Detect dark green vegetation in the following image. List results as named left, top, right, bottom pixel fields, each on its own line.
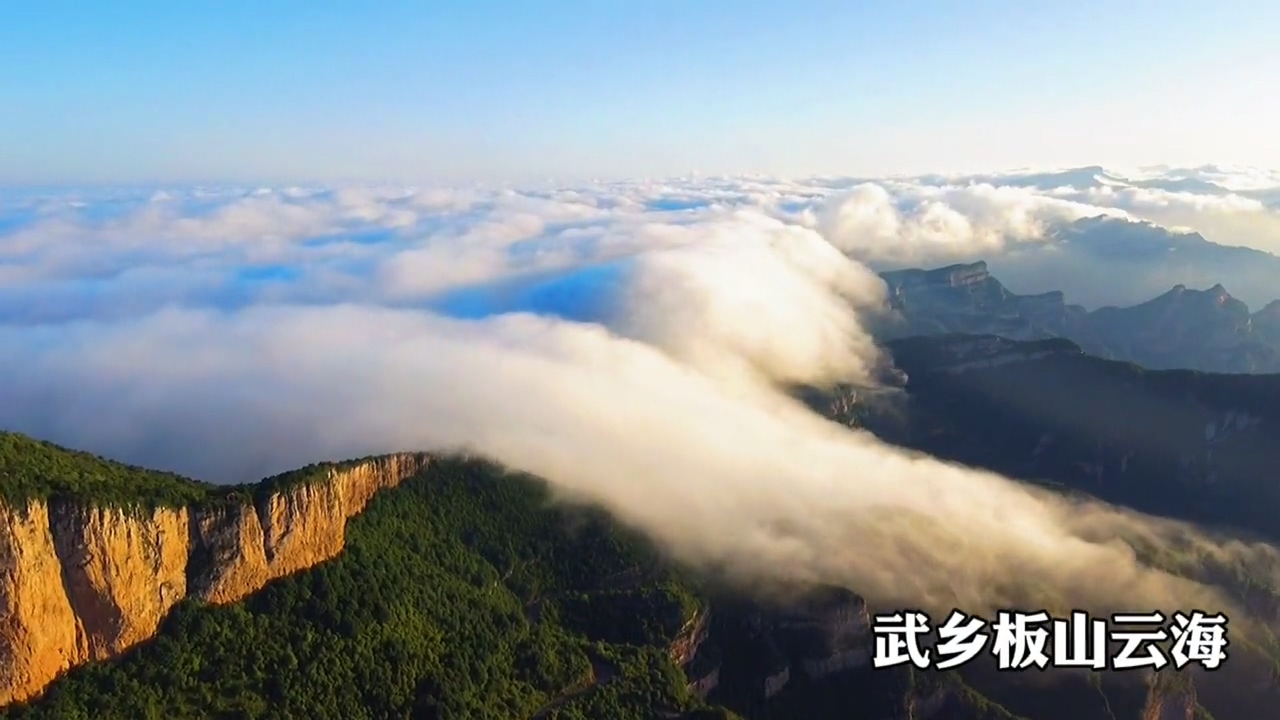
left=10, top=329, right=1280, bottom=719
left=0, top=458, right=724, bottom=720
left=0, top=432, right=214, bottom=510
left=236, top=455, right=427, bottom=506
left=878, top=334, right=1280, bottom=544
left=0, top=431, right=1121, bottom=720
left=0, top=430, right=412, bottom=512
left=825, top=335, right=1280, bottom=650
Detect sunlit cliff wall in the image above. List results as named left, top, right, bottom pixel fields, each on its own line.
left=0, top=453, right=429, bottom=707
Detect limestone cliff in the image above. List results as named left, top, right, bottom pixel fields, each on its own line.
left=188, top=499, right=270, bottom=605
left=190, top=452, right=428, bottom=603
left=49, top=502, right=190, bottom=661
left=0, top=502, right=82, bottom=710
left=0, top=452, right=430, bottom=707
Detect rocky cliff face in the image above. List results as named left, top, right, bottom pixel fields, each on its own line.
left=0, top=453, right=430, bottom=707
left=1141, top=672, right=1196, bottom=720
left=670, top=607, right=710, bottom=666
left=0, top=503, right=81, bottom=711
left=188, top=499, right=271, bottom=605
left=872, top=333, right=1280, bottom=546
left=883, top=261, right=992, bottom=292
left=1252, top=299, right=1280, bottom=347
left=877, top=261, right=1092, bottom=345
left=878, top=259, right=1280, bottom=374
left=49, top=502, right=190, bottom=662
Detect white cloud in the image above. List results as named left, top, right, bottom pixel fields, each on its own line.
left=1, top=303, right=1268, bottom=621
left=1164, top=164, right=1280, bottom=193
left=817, top=181, right=1130, bottom=267
left=800, top=166, right=1280, bottom=308
left=1071, top=184, right=1280, bottom=254
left=2, top=173, right=1280, bottom=642
left=939, top=165, right=1280, bottom=256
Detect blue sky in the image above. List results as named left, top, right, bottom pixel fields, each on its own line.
left=2, top=0, right=1278, bottom=184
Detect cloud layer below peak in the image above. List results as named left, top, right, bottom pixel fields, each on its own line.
left=6, top=163, right=1280, bottom=322
left=3, top=166, right=1280, bottom=646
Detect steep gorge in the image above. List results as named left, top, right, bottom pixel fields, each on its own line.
left=0, top=452, right=430, bottom=707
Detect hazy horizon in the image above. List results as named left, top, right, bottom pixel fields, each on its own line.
left=6, top=4, right=1280, bottom=699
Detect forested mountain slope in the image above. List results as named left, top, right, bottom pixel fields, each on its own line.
left=9, top=331, right=1280, bottom=718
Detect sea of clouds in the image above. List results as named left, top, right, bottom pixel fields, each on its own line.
left=4, top=165, right=1280, bottom=626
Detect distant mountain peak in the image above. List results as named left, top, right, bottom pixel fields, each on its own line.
left=1257, top=299, right=1280, bottom=318
left=877, top=260, right=1278, bottom=373
left=1151, top=282, right=1233, bottom=303
left=881, top=260, right=990, bottom=290
left=1059, top=215, right=1209, bottom=246
left=887, top=334, right=1083, bottom=376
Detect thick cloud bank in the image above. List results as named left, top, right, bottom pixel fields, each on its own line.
left=813, top=166, right=1280, bottom=308
left=3, top=174, right=1280, bottom=626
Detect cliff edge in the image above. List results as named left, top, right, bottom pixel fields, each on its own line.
left=0, top=436, right=429, bottom=707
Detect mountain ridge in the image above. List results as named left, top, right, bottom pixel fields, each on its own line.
left=879, top=258, right=1280, bottom=374
left=3, top=401, right=1245, bottom=719
left=0, top=435, right=1128, bottom=720
left=0, top=451, right=741, bottom=719
left=7, top=332, right=1280, bottom=718
left=0, top=436, right=430, bottom=706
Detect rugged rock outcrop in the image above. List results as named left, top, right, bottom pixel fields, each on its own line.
left=878, top=258, right=1280, bottom=374
left=771, top=586, right=871, bottom=682
left=49, top=502, right=190, bottom=661
left=685, top=639, right=723, bottom=699
left=0, top=503, right=82, bottom=710
left=686, top=662, right=721, bottom=698
left=188, top=499, right=271, bottom=605
left=883, top=261, right=993, bottom=293
left=671, top=607, right=711, bottom=666
left=0, top=453, right=430, bottom=707
left=763, top=665, right=791, bottom=699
